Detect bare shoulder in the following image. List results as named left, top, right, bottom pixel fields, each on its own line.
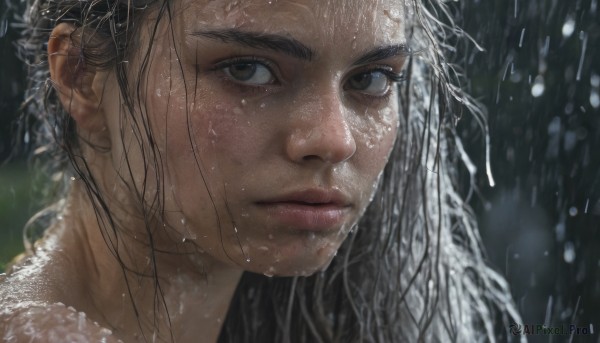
left=0, top=267, right=121, bottom=342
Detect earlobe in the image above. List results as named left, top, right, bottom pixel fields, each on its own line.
left=48, top=23, right=106, bottom=132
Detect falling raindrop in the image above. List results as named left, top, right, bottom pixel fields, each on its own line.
left=561, top=18, right=575, bottom=38
left=591, top=74, right=600, bottom=87
left=0, top=20, right=7, bottom=38
left=590, top=91, right=600, bottom=109
left=585, top=199, right=590, bottom=213
left=569, top=206, right=578, bottom=217
left=563, top=242, right=576, bottom=263
left=518, top=28, right=525, bottom=47
left=576, top=32, right=588, bottom=81
left=531, top=75, right=545, bottom=97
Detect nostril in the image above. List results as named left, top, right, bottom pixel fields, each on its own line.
left=302, top=154, right=321, bottom=161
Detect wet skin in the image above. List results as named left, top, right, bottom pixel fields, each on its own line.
left=0, top=0, right=406, bottom=341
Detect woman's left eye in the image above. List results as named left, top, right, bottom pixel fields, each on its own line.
left=346, top=70, right=401, bottom=97
left=221, top=61, right=275, bottom=85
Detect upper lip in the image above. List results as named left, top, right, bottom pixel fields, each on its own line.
left=256, top=188, right=352, bottom=207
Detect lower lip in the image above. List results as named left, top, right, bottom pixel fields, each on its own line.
left=257, top=202, right=349, bottom=232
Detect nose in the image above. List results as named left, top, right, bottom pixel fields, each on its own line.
left=285, top=94, right=357, bottom=164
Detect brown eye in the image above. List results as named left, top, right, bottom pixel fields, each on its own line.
left=347, top=71, right=390, bottom=96
left=223, top=62, right=274, bottom=85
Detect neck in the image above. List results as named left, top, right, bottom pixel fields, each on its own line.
left=60, top=182, right=243, bottom=342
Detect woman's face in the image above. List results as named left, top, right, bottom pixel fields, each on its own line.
left=101, top=0, right=406, bottom=276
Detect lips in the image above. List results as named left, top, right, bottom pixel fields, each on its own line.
left=256, top=189, right=352, bottom=231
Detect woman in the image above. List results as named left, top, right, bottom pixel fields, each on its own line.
left=1, top=0, right=520, bottom=341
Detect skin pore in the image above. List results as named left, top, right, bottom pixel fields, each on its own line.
left=1, top=0, right=407, bottom=341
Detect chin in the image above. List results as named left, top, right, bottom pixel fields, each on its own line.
left=245, top=245, right=340, bottom=277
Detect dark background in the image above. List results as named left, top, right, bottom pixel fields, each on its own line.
left=1, top=0, right=599, bottom=341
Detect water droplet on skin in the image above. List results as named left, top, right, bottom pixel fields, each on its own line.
left=241, top=99, right=247, bottom=106
left=263, top=266, right=276, bottom=277
left=156, top=88, right=161, bottom=97
left=260, top=103, right=266, bottom=108
left=246, top=258, right=251, bottom=262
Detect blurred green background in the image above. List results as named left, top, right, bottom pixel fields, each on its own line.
left=0, top=162, right=33, bottom=271
left=0, top=0, right=29, bottom=272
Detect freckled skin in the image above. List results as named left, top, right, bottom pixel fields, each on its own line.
left=1, top=0, right=406, bottom=342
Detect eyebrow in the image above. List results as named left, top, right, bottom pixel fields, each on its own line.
left=190, top=29, right=409, bottom=65
left=191, top=29, right=314, bottom=61
left=352, top=44, right=411, bottom=66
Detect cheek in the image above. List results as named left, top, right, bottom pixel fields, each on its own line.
left=353, top=106, right=399, bottom=173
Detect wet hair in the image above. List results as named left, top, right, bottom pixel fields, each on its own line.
left=16, top=0, right=521, bottom=341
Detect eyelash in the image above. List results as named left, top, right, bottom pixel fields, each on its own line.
left=210, top=56, right=280, bottom=95
left=347, top=66, right=405, bottom=101
left=210, top=56, right=405, bottom=100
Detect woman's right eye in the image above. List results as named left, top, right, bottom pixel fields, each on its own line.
left=220, top=61, right=276, bottom=86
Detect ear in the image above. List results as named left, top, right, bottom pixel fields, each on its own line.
left=48, top=23, right=107, bottom=132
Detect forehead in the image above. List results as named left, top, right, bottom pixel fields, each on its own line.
left=177, top=0, right=406, bottom=48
